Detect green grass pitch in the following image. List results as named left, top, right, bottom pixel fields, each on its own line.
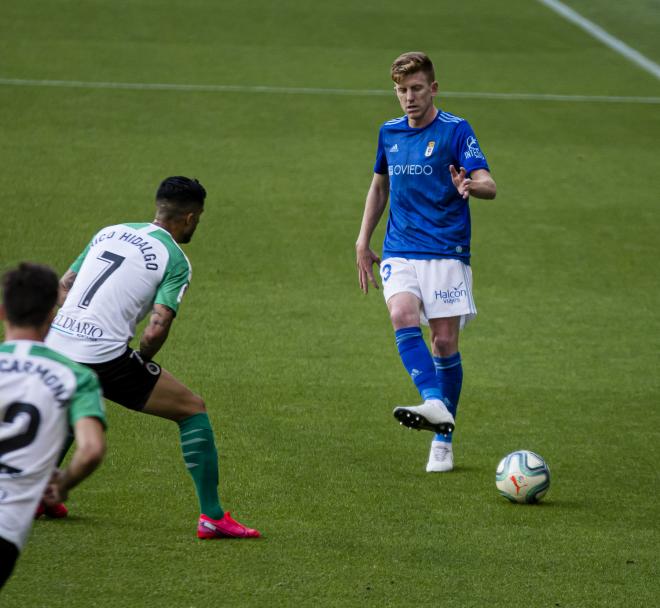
left=1, top=1, right=659, bottom=606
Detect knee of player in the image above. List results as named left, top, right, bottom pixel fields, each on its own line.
left=431, top=334, right=457, bottom=356
left=389, top=308, right=419, bottom=328
left=188, top=393, right=206, bottom=414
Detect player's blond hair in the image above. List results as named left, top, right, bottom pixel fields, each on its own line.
left=390, top=51, right=435, bottom=84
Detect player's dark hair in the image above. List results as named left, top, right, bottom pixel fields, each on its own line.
left=155, top=176, right=206, bottom=220
left=391, top=51, right=435, bottom=84
left=1, top=262, right=59, bottom=327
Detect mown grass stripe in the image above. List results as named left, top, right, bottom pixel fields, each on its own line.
left=0, top=78, right=658, bottom=104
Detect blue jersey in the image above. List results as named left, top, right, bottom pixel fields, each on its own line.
left=374, top=110, right=489, bottom=263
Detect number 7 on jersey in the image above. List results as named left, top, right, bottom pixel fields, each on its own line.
left=78, top=251, right=125, bottom=309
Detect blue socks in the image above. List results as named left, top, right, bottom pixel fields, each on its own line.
left=395, top=327, right=442, bottom=401
left=433, top=352, right=463, bottom=443
left=395, top=328, right=464, bottom=444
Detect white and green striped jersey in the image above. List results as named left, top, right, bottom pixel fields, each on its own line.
left=0, top=340, right=105, bottom=550
left=46, top=223, right=191, bottom=363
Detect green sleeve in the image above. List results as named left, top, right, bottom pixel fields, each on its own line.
left=70, top=240, right=92, bottom=273
left=154, top=256, right=191, bottom=315
left=68, top=367, right=107, bottom=429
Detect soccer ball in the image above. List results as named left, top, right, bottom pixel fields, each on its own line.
left=495, top=450, right=550, bottom=504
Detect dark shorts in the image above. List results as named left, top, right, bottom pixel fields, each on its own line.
left=0, top=536, right=19, bottom=589
left=87, top=349, right=162, bottom=411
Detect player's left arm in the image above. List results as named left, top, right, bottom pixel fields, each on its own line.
left=139, top=304, right=175, bottom=361
left=450, top=166, right=497, bottom=200
left=44, top=417, right=106, bottom=504
left=44, top=367, right=106, bottom=505
left=450, top=120, right=497, bottom=200
left=140, top=251, right=190, bottom=359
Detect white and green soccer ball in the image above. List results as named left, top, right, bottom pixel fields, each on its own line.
left=495, top=450, right=550, bottom=504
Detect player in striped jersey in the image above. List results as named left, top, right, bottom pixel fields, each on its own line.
left=0, top=263, right=106, bottom=589
left=46, top=176, right=259, bottom=539
left=356, top=52, right=497, bottom=472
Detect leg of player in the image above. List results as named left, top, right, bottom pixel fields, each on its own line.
left=0, top=537, right=19, bottom=589
left=426, top=316, right=462, bottom=472
left=387, top=292, right=455, bottom=435
left=142, top=370, right=260, bottom=538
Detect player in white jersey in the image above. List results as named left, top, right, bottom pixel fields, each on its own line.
left=0, top=263, right=106, bottom=590
left=46, top=176, right=260, bottom=539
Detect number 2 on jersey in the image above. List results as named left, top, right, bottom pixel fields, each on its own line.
left=78, top=251, right=125, bottom=309
left=0, top=402, right=41, bottom=474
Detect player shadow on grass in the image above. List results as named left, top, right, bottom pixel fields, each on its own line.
left=445, top=464, right=478, bottom=474
left=34, top=515, right=92, bottom=525
left=496, top=500, right=583, bottom=509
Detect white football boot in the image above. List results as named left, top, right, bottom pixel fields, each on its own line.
left=393, top=399, right=455, bottom=435
left=426, top=440, right=454, bottom=473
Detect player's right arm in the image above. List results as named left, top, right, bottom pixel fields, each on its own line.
left=57, top=235, right=94, bottom=306
left=356, top=172, right=389, bottom=294
left=57, top=269, right=78, bottom=306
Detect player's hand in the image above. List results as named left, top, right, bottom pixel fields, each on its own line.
left=449, top=165, right=472, bottom=200
left=356, top=245, right=381, bottom=294
left=43, top=469, right=68, bottom=505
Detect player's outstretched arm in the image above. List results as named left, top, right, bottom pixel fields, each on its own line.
left=356, top=173, right=389, bottom=294
left=58, top=269, right=78, bottom=306
left=44, top=417, right=105, bottom=505
left=139, top=303, right=175, bottom=360
left=450, top=166, right=497, bottom=200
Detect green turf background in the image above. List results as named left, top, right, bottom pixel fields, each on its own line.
left=1, top=1, right=659, bottom=606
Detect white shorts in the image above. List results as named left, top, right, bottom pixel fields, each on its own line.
left=380, top=257, right=477, bottom=328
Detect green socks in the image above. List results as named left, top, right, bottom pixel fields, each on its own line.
left=178, top=413, right=224, bottom=520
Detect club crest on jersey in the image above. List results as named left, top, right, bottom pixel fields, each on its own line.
left=424, top=141, right=435, bottom=157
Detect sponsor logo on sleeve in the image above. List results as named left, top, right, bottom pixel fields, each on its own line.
left=464, top=136, right=485, bottom=160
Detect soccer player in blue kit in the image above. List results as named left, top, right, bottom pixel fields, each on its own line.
left=356, top=52, right=496, bottom=472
